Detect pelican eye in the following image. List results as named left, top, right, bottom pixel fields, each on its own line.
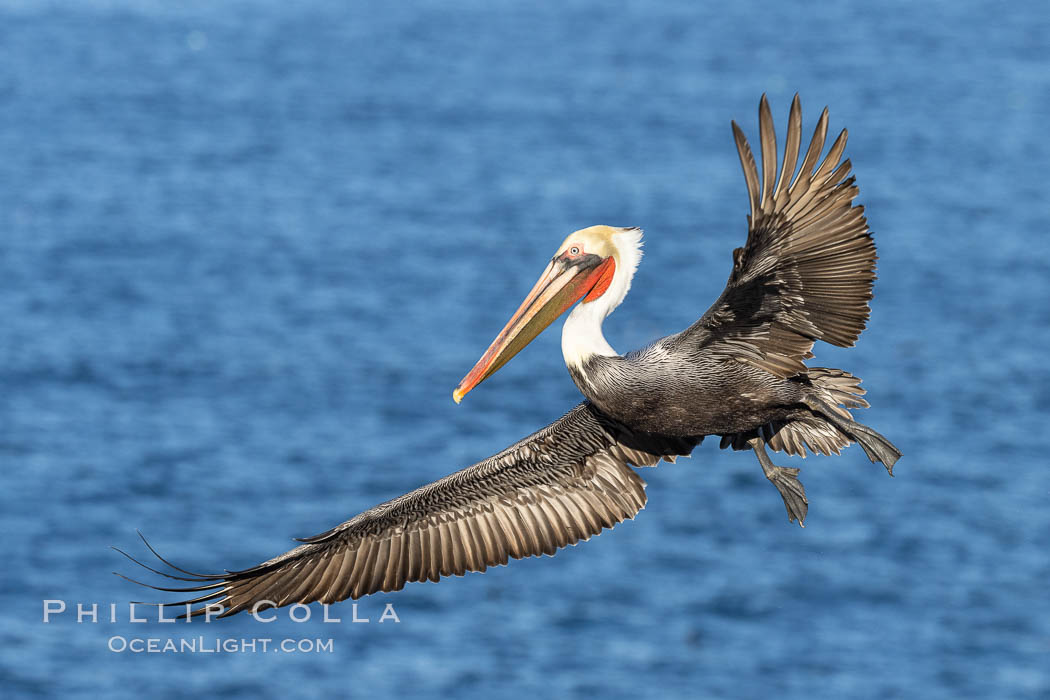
left=569, top=246, right=580, bottom=256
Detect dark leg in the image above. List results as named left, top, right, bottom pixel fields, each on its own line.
left=748, top=436, right=808, bottom=527
left=802, top=396, right=902, bottom=474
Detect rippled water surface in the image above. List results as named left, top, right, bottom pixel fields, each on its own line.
left=2, top=1, right=1048, bottom=698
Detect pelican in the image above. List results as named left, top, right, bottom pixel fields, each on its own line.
left=119, top=95, right=901, bottom=617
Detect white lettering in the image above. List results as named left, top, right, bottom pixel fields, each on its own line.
left=379, top=604, right=400, bottom=623
left=322, top=604, right=341, bottom=623
left=251, top=601, right=277, bottom=622
left=77, top=603, right=98, bottom=623
left=43, top=600, right=66, bottom=622
left=203, top=604, right=223, bottom=623
left=288, top=604, right=311, bottom=623
left=128, top=604, right=147, bottom=623
left=157, top=605, right=177, bottom=624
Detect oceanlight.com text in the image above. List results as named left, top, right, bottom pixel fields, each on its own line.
left=107, top=636, right=335, bottom=654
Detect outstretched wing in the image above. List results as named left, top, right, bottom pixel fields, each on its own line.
left=117, top=403, right=698, bottom=617
left=681, top=94, right=876, bottom=378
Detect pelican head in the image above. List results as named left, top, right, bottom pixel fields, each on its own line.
left=453, top=225, right=642, bottom=403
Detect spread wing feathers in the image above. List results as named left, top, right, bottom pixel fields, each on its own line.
left=685, top=94, right=876, bottom=378
left=719, top=368, right=870, bottom=457
left=116, top=403, right=697, bottom=618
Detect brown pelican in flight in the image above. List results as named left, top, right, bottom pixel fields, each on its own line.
left=119, top=95, right=901, bottom=617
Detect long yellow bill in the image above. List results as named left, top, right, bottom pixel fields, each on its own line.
left=453, top=255, right=615, bottom=403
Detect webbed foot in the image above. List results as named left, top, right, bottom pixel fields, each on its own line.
left=765, top=465, right=809, bottom=526
left=748, top=437, right=809, bottom=527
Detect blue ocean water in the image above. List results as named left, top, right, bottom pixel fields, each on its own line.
left=1, top=0, right=1048, bottom=697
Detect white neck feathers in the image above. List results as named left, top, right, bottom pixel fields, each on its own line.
left=561, top=228, right=643, bottom=371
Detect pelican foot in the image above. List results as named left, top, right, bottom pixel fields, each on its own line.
left=765, top=465, right=808, bottom=527
left=748, top=436, right=809, bottom=527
